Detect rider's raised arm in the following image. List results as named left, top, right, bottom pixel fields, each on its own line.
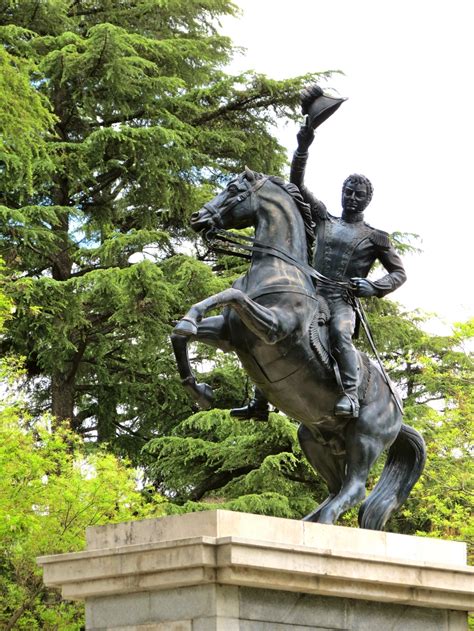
left=369, top=232, right=407, bottom=297
left=290, top=124, right=325, bottom=215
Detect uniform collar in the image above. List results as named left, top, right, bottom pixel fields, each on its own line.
left=341, top=211, right=365, bottom=223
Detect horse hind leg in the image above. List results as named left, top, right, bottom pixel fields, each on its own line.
left=297, top=425, right=345, bottom=522
left=315, top=422, right=384, bottom=525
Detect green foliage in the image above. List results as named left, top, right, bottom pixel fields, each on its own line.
left=0, top=360, right=166, bottom=629
left=0, top=0, right=326, bottom=455
left=0, top=44, right=56, bottom=196
left=144, top=408, right=326, bottom=518
left=389, top=320, right=474, bottom=552
left=0, top=257, right=14, bottom=328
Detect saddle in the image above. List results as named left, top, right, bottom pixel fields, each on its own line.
left=309, top=295, right=372, bottom=402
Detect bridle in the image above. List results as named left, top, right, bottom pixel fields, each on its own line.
left=201, top=176, right=269, bottom=229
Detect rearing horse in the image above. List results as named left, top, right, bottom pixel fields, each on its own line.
left=172, top=168, right=426, bottom=530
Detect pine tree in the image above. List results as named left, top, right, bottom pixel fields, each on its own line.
left=0, top=0, right=326, bottom=453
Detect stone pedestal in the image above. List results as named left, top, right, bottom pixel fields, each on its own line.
left=38, top=510, right=473, bottom=630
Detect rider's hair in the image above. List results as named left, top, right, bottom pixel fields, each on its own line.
left=342, top=174, right=373, bottom=204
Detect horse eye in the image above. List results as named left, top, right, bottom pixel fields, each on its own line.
left=228, top=184, right=239, bottom=194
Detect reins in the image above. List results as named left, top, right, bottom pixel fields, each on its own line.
left=204, top=225, right=351, bottom=291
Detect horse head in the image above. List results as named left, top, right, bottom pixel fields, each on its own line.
left=190, top=167, right=265, bottom=233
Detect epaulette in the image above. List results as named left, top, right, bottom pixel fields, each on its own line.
left=368, top=228, right=391, bottom=249
left=312, top=200, right=328, bottom=220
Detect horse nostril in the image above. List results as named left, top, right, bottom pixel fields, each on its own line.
left=190, top=212, right=200, bottom=221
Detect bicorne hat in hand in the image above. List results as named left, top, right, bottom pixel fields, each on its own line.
left=301, top=84, right=347, bottom=130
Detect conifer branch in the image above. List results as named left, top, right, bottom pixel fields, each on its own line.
left=88, top=109, right=146, bottom=127
left=188, top=466, right=254, bottom=501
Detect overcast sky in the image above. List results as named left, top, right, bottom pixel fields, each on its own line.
left=220, top=0, right=473, bottom=330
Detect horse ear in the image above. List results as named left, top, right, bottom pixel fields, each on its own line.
left=244, top=165, right=255, bottom=182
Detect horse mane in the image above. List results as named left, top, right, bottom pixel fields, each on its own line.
left=250, top=172, right=315, bottom=263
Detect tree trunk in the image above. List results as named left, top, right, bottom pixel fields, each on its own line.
left=51, top=211, right=72, bottom=281
left=51, top=375, right=75, bottom=427
left=97, top=387, right=117, bottom=443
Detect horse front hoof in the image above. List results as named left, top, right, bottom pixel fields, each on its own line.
left=182, top=378, right=214, bottom=409
left=302, top=510, right=321, bottom=523
left=195, top=382, right=214, bottom=409
left=303, top=510, right=334, bottom=524
left=301, top=495, right=335, bottom=523
left=173, top=317, right=198, bottom=337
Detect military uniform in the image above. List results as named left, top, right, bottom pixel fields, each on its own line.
left=290, top=150, right=406, bottom=416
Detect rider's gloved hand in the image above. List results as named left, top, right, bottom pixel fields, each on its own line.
left=296, top=120, right=315, bottom=153
left=350, top=277, right=377, bottom=297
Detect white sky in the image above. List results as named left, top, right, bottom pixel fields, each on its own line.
left=220, top=0, right=474, bottom=330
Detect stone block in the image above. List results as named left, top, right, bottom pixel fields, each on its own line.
left=98, top=624, right=191, bottom=631
left=38, top=511, right=472, bottom=630
left=86, top=511, right=466, bottom=567
left=239, top=587, right=348, bottom=628
left=192, top=616, right=241, bottom=631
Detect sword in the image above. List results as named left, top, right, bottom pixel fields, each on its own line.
left=352, top=297, right=404, bottom=416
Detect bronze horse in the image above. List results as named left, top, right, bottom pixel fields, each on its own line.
left=172, top=168, right=426, bottom=530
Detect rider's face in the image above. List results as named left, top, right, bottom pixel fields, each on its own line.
left=342, top=182, right=369, bottom=214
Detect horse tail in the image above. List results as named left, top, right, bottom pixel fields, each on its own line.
left=358, top=423, right=426, bottom=530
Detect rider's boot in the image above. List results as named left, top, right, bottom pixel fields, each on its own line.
left=230, top=388, right=269, bottom=422
left=334, top=349, right=360, bottom=418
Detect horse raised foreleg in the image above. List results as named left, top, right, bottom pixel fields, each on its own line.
left=171, top=315, right=231, bottom=409
left=174, top=288, right=292, bottom=344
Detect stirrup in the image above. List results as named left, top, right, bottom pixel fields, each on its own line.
left=334, top=393, right=359, bottom=418
left=230, top=399, right=269, bottom=422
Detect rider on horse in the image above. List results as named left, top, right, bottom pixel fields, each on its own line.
left=232, top=86, right=406, bottom=420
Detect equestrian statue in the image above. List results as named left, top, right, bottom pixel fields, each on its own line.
left=171, top=85, right=426, bottom=530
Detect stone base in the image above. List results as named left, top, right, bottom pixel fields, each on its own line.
left=37, top=510, right=473, bottom=630
left=84, top=583, right=467, bottom=631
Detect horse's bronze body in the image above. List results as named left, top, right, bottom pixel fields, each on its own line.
left=172, top=169, right=426, bottom=530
